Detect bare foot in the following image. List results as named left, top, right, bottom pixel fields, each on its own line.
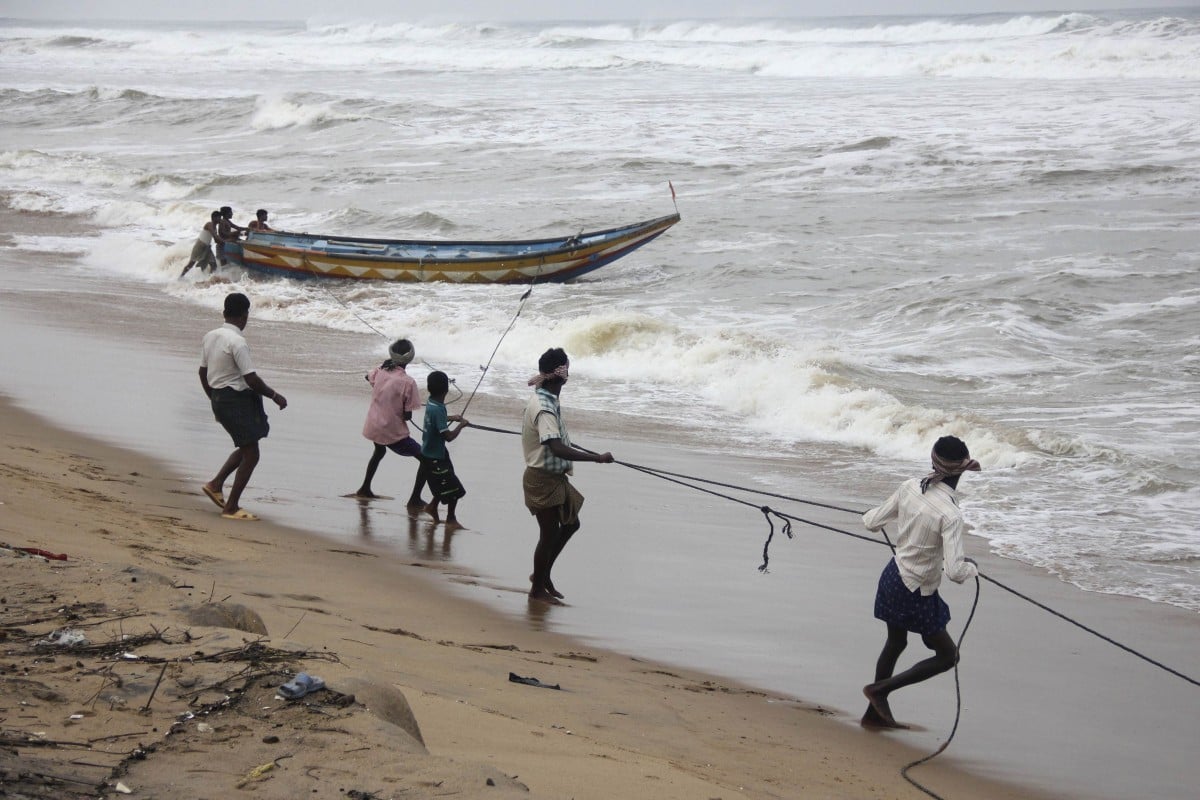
left=861, top=705, right=907, bottom=730
left=444, top=518, right=463, bottom=531
left=353, top=489, right=377, bottom=499
left=862, top=685, right=907, bottom=729
left=406, top=497, right=427, bottom=509
left=423, top=503, right=440, bottom=523
left=528, top=589, right=564, bottom=606
left=529, top=574, right=564, bottom=600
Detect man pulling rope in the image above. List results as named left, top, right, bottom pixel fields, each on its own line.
left=861, top=435, right=981, bottom=729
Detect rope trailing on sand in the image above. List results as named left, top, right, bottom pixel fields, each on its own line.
left=874, top=525, right=980, bottom=800
left=617, top=458, right=1200, bottom=800
left=900, top=577, right=981, bottom=800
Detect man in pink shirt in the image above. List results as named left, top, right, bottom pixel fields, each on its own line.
left=354, top=339, right=428, bottom=506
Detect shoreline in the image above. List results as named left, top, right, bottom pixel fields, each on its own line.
left=0, top=394, right=1040, bottom=799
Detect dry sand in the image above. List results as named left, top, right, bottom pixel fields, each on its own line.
left=0, top=395, right=1050, bottom=800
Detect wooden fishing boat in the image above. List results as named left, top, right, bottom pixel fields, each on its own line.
left=225, top=213, right=680, bottom=283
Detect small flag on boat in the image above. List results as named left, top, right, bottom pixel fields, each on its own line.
left=669, top=180, right=676, bottom=202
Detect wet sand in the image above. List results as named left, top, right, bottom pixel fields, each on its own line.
left=2, top=206, right=1199, bottom=798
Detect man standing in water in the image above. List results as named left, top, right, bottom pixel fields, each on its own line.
left=198, top=292, right=287, bottom=520
left=216, top=206, right=245, bottom=266
left=860, top=435, right=980, bottom=729
left=179, top=210, right=224, bottom=277
left=521, top=348, right=613, bottom=604
left=247, top=208, right=273, bottom=232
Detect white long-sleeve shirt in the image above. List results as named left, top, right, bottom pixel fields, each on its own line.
left=862, top=477, right=978, bottom=595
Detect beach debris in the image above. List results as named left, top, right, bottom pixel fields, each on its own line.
left=21, top=547, right=68, bottom=560
left=508, top=672, right=561, bottom=690
left=0, top=543, right=68, bottom=560
left=114, top=782, right=133, bottom=794
left=236, top=760, right=277, bottom=788
left=38, top=628, right=87, bottom=647
left=140, top=661, right=170, bottom=713
left=278, top=671, right=325, bottom=700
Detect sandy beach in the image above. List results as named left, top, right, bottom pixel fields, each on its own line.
left=0, top=395, right=1044, bottom=800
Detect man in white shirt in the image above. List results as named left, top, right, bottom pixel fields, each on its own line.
left=860, top=435, right=980, bottom=729
left=198, top=293, right=287, bottom=520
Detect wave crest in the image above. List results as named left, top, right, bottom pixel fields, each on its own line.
left=249, top=95, right=362, bottom=130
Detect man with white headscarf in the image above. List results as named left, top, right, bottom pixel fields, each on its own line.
left=354, top=339, right=428, bottom=506
left=859, top=435, right=981, bottom=729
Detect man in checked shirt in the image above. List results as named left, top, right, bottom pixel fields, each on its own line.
left=520, top=348, right=614, bottom=605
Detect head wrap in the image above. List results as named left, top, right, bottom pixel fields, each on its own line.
left=528, top=364, right=569, bottom=388
left=921, top=448, right=981, bottom=493
left=388, top=340, right=414, bottom=366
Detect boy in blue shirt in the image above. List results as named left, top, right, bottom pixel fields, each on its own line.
left=420, top=371, right=470, bottom=526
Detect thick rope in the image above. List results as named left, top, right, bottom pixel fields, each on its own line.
left=873, top=524, right=983, bottom=800
left=320, top=284, right=391, bottom=340
left=978, top=573, right=1198, bottom=688
left=468, top=420, right=1199, bottom=689
left=460, top=281, right=537, bottom=417
left=757, top=507, right=793, bottom=572
left=614, top=461, right=864, bottom=515
left=898, top=577, right=981, bottom=800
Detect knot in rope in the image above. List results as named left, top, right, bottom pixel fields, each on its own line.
left=757, top=506, right=793, bottom=573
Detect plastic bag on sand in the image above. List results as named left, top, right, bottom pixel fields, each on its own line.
left=40, top=629, right=88, bottom=647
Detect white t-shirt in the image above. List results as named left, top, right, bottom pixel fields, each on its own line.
left=201, top=322, right=254, bottom=391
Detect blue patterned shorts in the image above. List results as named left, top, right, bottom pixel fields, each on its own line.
left=873, top=558, right=951, bottom=636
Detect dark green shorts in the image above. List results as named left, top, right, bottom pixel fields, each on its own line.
left=211, top=388, right=269, bottom=448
